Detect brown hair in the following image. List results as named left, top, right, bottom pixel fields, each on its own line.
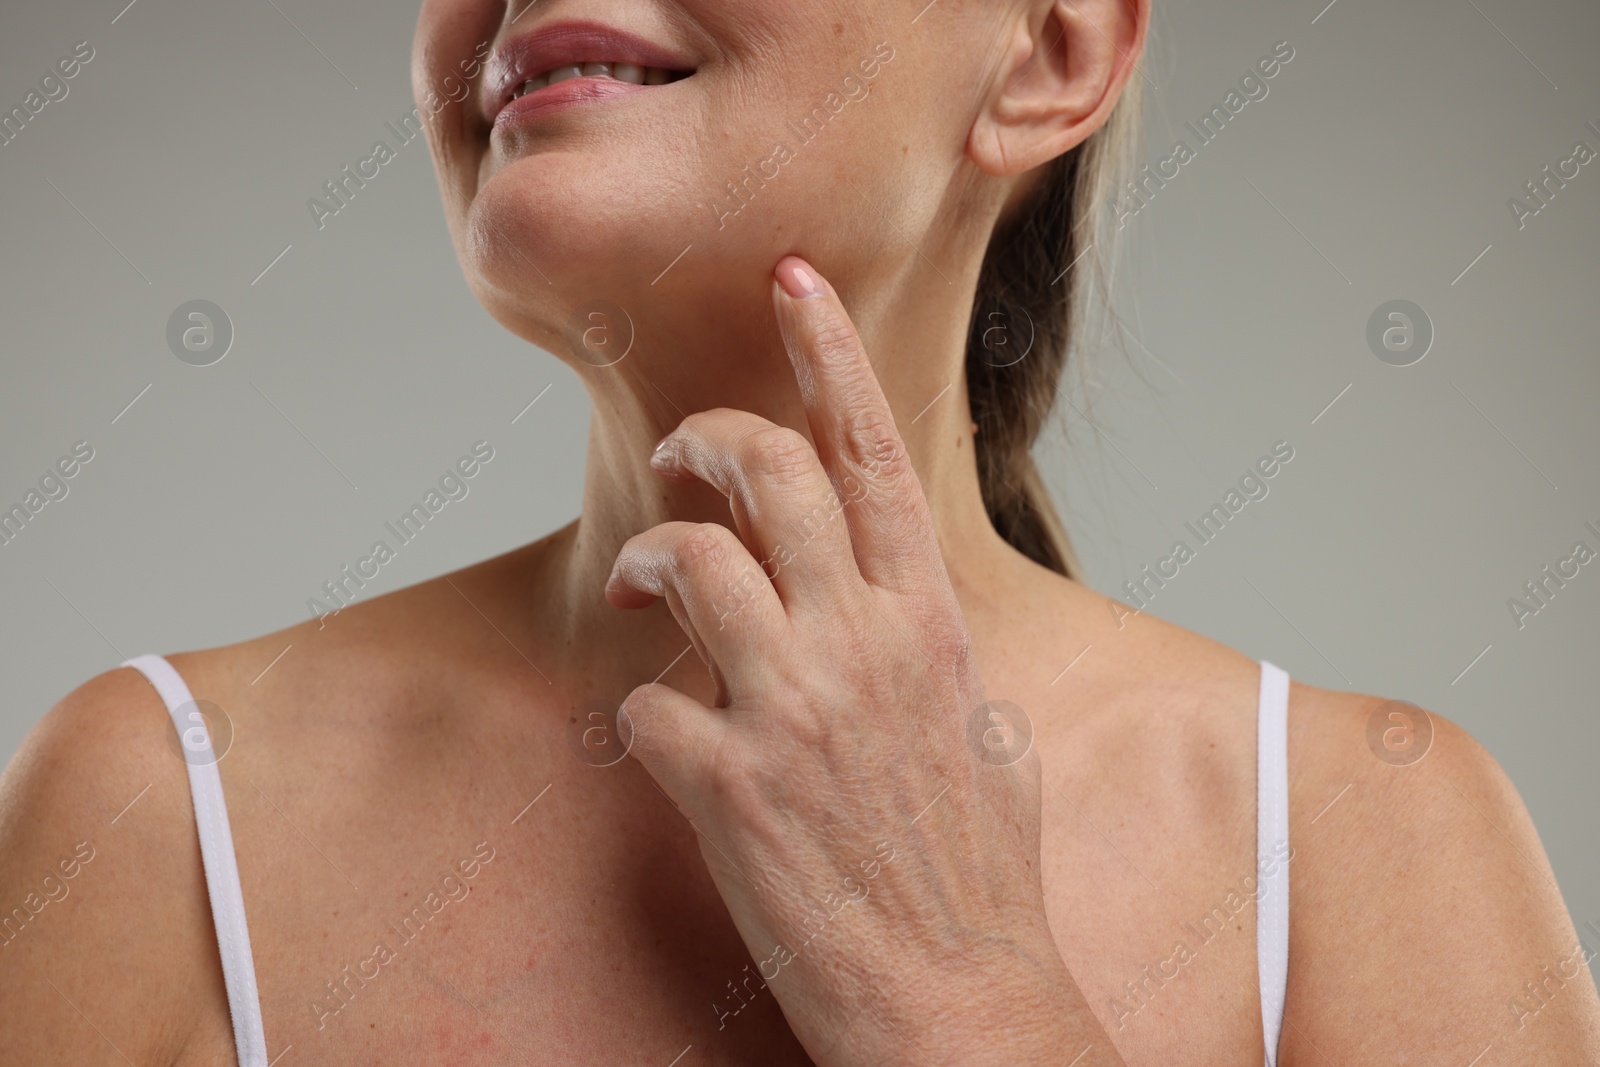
left=964, top=83, right=1143, bottom=579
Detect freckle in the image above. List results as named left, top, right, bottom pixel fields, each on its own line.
left=833, top=22, right=843, bottom=35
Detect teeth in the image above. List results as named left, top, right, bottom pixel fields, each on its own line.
left=512, top=73, right=548, bottom=98
left=511, top=64, right=685, bottom=99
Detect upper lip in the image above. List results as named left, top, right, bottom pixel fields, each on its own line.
left=485, top=19, right=694, bottom=120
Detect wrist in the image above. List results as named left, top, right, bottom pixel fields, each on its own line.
left=815, top=930, right=1089, bottom=1066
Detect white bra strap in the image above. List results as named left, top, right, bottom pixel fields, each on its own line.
left=1256, top=660, right=1291, bottom=1065
left=125, top=654, right=269, bottom=1067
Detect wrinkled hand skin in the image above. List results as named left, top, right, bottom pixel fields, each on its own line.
left=605, top=256, right=1124, bottom=1065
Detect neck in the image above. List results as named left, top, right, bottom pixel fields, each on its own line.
left=532, top=251, right=1024, bottom=689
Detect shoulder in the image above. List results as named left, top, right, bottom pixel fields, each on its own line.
left=0, top=666, right=224, bottom=1064
left=0, top=665, right=201, bottom=873
left=0, top=568, right=487, bottom=1064
left=170, top=532, right=561, bottom=709
left=1282, top=683, right=1600, bottom=1062
left=930, top=550, right=1597, bottom=1056
left=1018, top=569, right=1269, bottom=854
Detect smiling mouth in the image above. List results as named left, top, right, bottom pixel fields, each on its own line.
left=510, top=62, right=691, bottom=100
left=488, top=20, right=698, bottom=124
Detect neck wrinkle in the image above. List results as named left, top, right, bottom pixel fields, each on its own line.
left=537, top=241, right=1016, bottom=689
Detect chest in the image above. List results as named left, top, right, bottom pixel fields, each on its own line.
left=181, top=718, right=1266, bottom=1066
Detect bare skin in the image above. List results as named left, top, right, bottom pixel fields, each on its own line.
left=3, top=0, right=1598, bottom=1062
left=3, top=511, right=1596, bottom=1064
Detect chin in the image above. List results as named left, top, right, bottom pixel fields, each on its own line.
left=462, top=154, right=819, bottom=368
left=467, top=152, right=688, bottom=295
left=413, top=0, right=927, bottom=368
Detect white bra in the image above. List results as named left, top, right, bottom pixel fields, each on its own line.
left=124, top=654, right=1292, bottom=1066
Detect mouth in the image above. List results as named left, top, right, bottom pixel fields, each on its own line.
left=487, top=19, right=696, bottom=127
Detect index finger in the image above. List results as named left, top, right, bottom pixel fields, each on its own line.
left=771, top=255, right=940, bottom=590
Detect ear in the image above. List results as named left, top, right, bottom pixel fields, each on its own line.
left=967, top=0, right=1148, bottom=177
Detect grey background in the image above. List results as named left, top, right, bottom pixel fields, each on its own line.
left=2, top=0, right=1595, bottom=979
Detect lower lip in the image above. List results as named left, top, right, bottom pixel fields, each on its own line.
left=494, top=77, right=665, bottom=128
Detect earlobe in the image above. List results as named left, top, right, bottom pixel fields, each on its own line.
left=967, top=0, right=1146, bottom=178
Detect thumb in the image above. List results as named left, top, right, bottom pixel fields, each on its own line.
left=617, top=682, right=726, bottom=814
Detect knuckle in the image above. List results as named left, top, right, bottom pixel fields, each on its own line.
left=841, top=406, right=909, bottom=482
left=809, top=316, right=862, bottom=368
left=676, top=411, right=710, bottom=443
left=737, top=425, right=815, bottom=480
left=931, top=623, right=977, bottom=671
left=672, top=524, right=736, bottom=575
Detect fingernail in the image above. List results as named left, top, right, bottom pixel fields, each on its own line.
left=650, top=435, right=677, bottom=474
left=776, top=256, right=824, bottom=300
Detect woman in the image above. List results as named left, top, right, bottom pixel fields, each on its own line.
left=2, top=0, right=1596, bottom=1063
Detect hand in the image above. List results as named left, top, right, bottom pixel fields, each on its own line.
left=606, top=256, right=1122, bottom=1065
